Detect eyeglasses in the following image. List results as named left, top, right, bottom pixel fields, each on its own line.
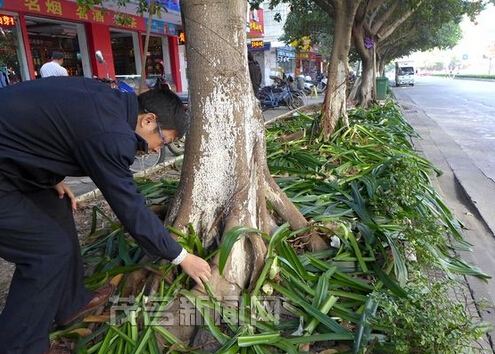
left=157, top=125, right=168, bottom=146
left=143, top=107, right=168, bottom=146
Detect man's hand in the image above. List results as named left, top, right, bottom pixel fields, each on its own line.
left=179, top=253, right=211, bottom=288
left=53, top=181, right=77, bottom=210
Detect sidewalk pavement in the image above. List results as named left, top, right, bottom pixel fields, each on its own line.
left=392, top=87, right=495, bottom=352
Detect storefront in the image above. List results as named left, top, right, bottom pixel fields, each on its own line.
left=295, top=51, right=323, bottom=79
left=0, top=0, right=183, bottom=91
left=276, top=46, right=295, bottom=78
left=26, top=16, right=88, bottom=78
left=0, top=12, right=29, bottom=86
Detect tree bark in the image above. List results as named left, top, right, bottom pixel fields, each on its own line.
left=315, top=0, right=362, bottom=137
left=352, top=2, right=374, bottom=107
left=352, top=0, right=422, bottom=106
left=163, top=0, right=327, bottom=345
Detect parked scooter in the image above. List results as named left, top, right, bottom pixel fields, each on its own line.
left=316, top=73, right=327, bottom=93
left=296, top=74, right=327, bottom=95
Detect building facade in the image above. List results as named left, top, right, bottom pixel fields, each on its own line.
left=0, top=0, right=185, bottom=91
left=250, top=2, right=293, bottom=87
left=252, top=2, right=325, bottom=86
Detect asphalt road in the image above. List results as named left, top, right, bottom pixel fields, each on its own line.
left=393, top=75, right=495, bottom=183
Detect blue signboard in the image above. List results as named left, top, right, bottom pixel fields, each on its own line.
left=277, top=47, right=295, bottom=59
left=146, top=18, right=178, bottom=36
left=0, top=0, right=4, bottom=8
left=147, top=0, right=180, bottom=13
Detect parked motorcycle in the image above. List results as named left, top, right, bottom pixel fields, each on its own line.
left=296, top=74, right=327, bottom=95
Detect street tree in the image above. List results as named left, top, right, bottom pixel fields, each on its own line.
left=270, top=0, right=491, bottom=110
left=351, top=0, right=422, bottom=106
left=176, top=0, right=492, bottom=345
left=76, top=0, right=328, bottom=343
left=259, top=0, right=364, bottom=136
left=301, top=0, right=362, bottom=136
left=174, top=0, right=325, bottom=318
left=377, top=19, right=462, bottom=75
left=351, top=0, right=486, bottom=107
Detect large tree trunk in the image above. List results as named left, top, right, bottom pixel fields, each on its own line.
left=173, top=0, right=268, bottom=294
left=352, top=31, right=374, bottom=106
left=351, top=0, right=421, bottom=106
left=164, top=0, right=327, bottom=345
left=352, top=1, right=375, bottom=107
left=315, top=0, right=362, bottom=137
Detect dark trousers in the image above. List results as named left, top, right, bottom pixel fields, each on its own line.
left=0, top=187, right=93, bottom=354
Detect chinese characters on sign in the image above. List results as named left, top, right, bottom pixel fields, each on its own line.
left=20, top=0, right=139, bottom=29
left=251, top=40, right=264, bottom=49
left=45, top=0, right=62, bottom=16
left=249, top=21, right=262, bottom=32
left=248, top=8, right=264, bottom=39
left=24, top=0, right=41, bottom=12
left=0, top=15, right=15, bottom=26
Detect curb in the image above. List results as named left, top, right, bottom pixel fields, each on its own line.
left=393, top=92, right=495, bottom=240
left=449, top=162, right=495, bottom=239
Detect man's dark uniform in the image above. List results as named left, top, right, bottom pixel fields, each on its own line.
left=0, top=77, right=182, bottom=354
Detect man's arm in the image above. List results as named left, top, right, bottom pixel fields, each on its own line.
left=75, top=133, right=210, bottom=283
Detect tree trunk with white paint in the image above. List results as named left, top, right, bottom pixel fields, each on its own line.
left=164, top=0, right=327, bottom=344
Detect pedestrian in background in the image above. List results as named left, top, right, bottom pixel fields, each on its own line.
left=40, top=51, right=68, bottom=78
left=248, top=52, right=262, bottom=93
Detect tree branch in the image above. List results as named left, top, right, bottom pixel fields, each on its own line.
left=370, top=0, right=399, bottom=37
left=377, top=0, right=421, bottom=40
left=313, top=0, right=334, bottom=16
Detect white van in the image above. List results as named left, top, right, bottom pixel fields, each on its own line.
left=395, top=61, right=415, bottom=86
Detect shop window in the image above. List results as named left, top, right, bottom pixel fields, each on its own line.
left=0, top=14, right=24, bottom=86
left=111, top=31, right=137, bottom=75
left=144, top=36, right=168, bottom=78
left=25, top=17, right=83, bottom=77
left=141, top=35, right=175, bottom=89
left=142, top=35, right=164, bottom=77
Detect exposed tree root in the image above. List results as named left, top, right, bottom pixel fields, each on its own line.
left=277, top=130, right=305, bottom=142
left=263, top=165, right=328, bottom=252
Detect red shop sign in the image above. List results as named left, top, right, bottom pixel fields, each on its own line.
left=0, top=15, right=15, bottom=27
left=1, top=0, right=144, bottom=30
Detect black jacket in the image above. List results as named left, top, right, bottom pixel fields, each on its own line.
left=248, top=59, right=262, bottom=91
left=0, top=77, right=182, bottom=261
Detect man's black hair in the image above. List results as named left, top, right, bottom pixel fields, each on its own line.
left=51, top=51, right=64, bottom=60
left=137, top=86, right=187, bottom=138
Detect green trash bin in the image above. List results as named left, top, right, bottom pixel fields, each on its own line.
left=375, top=77, right=388, bottom=100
